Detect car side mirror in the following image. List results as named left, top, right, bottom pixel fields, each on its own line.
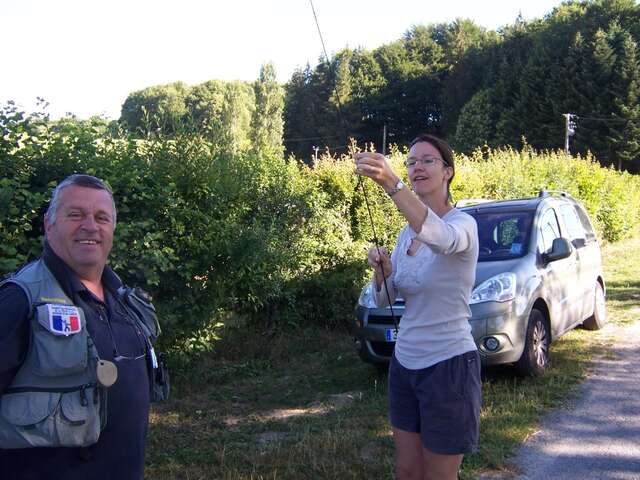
left=544, top=237, right=573, bottom=263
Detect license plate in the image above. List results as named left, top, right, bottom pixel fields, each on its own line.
left=385, top=328, right=398, bottom=342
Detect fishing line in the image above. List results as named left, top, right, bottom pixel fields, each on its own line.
left=308, top=0, right=398, bottom=333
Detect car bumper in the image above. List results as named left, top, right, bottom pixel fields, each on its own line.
left=354, top=301, right=527, bottom=366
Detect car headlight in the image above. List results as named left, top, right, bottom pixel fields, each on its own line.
left=358, top=282, right=378, bottom=308
left=470, top=272, right=516, bottom=304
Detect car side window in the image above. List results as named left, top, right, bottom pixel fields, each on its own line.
left=538, top=208, right=561, bottom=254
left=559, top=203, right=586, bottom=244
left=573, top=204, right=597, bottom=242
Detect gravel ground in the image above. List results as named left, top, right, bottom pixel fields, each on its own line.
left=477, top=320, right=640, bottom=480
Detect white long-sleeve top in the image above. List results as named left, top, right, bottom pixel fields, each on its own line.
left=373, top=207, right=479, bottom=370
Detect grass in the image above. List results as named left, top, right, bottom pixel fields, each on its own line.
left=145, top=235, right=640, bottom=479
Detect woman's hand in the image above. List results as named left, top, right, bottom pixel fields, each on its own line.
left=354, top=152, right=399, bottom=194
left=367, top=246, right=392, bottom=288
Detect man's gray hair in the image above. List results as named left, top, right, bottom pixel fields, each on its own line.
left=46, top=174, right=117, bottom=227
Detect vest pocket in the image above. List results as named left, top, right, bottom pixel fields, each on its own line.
left=58, top=386, right=101, bottom=446
left=33, top=304, right=88, bottom=377
left=0, top=387, right=102, bottom=448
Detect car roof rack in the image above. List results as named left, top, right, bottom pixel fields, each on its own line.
left=455, top=198, right=493, bottom=207
left=538, top=189, right=572, bottom=198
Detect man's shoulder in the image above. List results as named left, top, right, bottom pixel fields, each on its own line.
left=1, top=257, right=39, bottom=278
left=0, top=282, right=30, bottom=317
left=0, top=281, right=29, bottom=299
left=0, top=260, right=40, bottom=307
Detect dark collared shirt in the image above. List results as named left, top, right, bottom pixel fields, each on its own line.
left=0, top=243, right=151, bottom=480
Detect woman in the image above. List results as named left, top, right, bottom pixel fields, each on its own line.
left=355, top=134, right=480, bottom=480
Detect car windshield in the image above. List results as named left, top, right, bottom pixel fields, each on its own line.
left=468, top=210, right=534, bottom=262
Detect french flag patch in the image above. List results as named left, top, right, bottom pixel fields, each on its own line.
left=47, top=305, right=82, bottom=336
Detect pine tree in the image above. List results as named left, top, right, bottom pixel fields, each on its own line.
left=283, top=65, right=315, bottom=159
left=518, top=41, right=562, bottom=150
left=557, top=32, right=599, bottom=157
left=605, top=27, right=640, bottom=171
left=492, top=21, right=532, bottom=148
left=452, top=88, right=496, bottom=152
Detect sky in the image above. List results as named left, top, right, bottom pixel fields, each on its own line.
left=2, top=0, right=566, bottom=120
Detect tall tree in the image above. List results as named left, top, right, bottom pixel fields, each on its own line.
left=251, top=63, right=285, bottom=154
left=219, top=81, right=255, bottom=154
left=603, top=24, right=640, bottom=170
left=518, top=39, right=564, bottom=150
left=347, top=48, right=387, bottom=145
left=283, top=65, right=317, bottom=160
left=556, top=32, right=600, bottom=157
left=120, top=82, right=189, bottom=135
left=453, top=88, right=496, bottom=152
left=491, top=18, right=532, bottom=148
left=184, top=80, right=227, bottom=138
left=440, top=19, right=497, bottom=137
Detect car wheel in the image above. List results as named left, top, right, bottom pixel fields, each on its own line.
left=515, top=309, right=550, bottom=377
left=582, top=282, right=606, bottom=330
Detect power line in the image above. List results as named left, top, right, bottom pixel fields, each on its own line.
left=308, top=0, right=347, bottom=137
left=563, top=111, right=637, bottom=154
left=324, top=144, right=349, bottom=151
left=283, top=134, right=341, bottom=142
left=572, top=114, right=630, bottom=123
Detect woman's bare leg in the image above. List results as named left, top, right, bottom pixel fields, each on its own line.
left=422, top=447, right=463, bottom=480
left=393, top=428, right=424, bottom=480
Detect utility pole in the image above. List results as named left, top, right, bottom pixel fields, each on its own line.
left=563, top=113, right=576, bottom=155
left=563, top=114, right=571, bottom=155
left=382, top=124, right=387, bottom=156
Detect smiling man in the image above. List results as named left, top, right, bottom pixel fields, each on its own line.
left=0, top=174, right=168, bottom=480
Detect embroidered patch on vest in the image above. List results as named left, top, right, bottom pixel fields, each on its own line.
left=47, top=304, right=82, bottom=336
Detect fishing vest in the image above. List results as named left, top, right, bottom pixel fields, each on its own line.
left=0, top=259, right=169, bottom=449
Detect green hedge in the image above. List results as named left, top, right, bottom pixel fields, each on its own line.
left=2, top=105, right=639, bottom=346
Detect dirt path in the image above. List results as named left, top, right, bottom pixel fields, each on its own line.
left=477, top=319, right=640, bottom=480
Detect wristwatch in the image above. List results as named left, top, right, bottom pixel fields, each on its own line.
left=386, top=179, right=405, bottom=197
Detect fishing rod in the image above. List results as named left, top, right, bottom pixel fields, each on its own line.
left=308, top=0, right=398, bottom=334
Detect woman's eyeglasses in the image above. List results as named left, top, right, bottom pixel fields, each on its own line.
left=404, top=156, right=447, bottom=168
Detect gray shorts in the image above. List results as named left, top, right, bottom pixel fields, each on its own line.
left=388, top=350, right=482, bottom=455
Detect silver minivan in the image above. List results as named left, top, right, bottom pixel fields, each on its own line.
left=353, top=191, right=606, bottom=376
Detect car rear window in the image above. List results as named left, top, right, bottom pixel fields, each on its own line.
left=468, top=211, right=534, bottom=262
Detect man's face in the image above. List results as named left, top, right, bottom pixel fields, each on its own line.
left=45, top=185, right=115, bottom=278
